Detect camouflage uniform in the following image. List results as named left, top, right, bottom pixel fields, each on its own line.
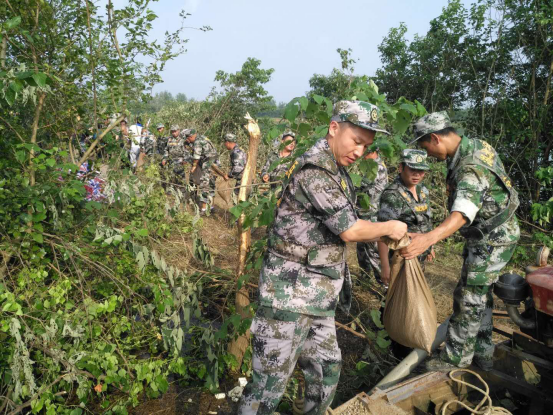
left=239, top=101, right=388, bottom=415
left=412, top=112, right=520, bottom=369
left=191, top=134, right=219, bottom=205
left=378, top=150, right=433, bottom=264
left=163, top=126, right=192, bottom=186
left=225, top=133, right=247, bottom=195
left=156, top=124, right=169, bottom=157
left=261, top=132, right=296, bottom=191
left=261, top=152, right=293, bottom=190
left=356, top=155, right=388, bottom=282
left=139, top=132, right=155, bottom=157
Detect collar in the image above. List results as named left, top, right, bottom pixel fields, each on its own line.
left=447, top=136, right=470, bottom=173
left=394, top=175, right=422, bottom=200
left=301, top=138, right=339, bottom=175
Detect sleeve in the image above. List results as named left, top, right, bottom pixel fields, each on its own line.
left=375, top=163, right=389, bottom=194
left=192, top=141, right=202, bottom=160
left=296, top=167, right=358, bottom=235
left=450, top=166, right=488, bottom=224
left=422, top=186, right=433, bottom=233
left=230, top=150, right=246, bottom=178
left=377, top=190, right=403, bottom=222
left=261, top=154, right=274, bottom=177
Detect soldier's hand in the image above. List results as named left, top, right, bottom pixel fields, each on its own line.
left=262, top=174, right=269, bottom=183
left=400, top=233, right=432, bottom=260
left=381, top=265, right=391, bottom=286
left=387, top=220, right=407, bottom=241
left=426, top=248, right=436, bottom=262
left=162, top=160, right=166, bottom=166
left=224, top=174, right=229, bottom=181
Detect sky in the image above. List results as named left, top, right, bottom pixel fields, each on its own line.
left=129, top=0, right=468, bottom=103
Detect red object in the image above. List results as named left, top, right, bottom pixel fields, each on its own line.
left=526, top=266, right=553, bottom=317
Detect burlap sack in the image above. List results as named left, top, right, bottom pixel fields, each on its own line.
left=382, top=235, right=437, bottom=353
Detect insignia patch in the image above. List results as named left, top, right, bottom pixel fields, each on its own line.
left=341, top=179, right=347, bottom=191
left=502, top=176, right=512, bottom=188
left=415, top=205, right=428, bottom=212
left=370, top=108, right=378, bottom=123
left=416, top=155, right=423, bottom=163
left=285, top=160, right=299, bottom=179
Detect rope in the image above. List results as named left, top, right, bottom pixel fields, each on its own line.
left=441, top=369, right=512, bottom=415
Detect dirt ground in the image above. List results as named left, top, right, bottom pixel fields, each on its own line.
left=133, top=180, right=524, bottom=414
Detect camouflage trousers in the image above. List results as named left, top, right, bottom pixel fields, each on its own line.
left=356, top=241, right=381, bottom=283
left=441, top=242, right=517, bottom=367
left=197, top=161, right=216, bottom=205
left=238, top=306, right=341, bottom=415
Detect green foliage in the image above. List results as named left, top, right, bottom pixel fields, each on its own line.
left=376, top=0, right=553, bottom=224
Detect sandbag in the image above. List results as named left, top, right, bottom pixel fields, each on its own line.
left=382, top=235, right=437, bottom=353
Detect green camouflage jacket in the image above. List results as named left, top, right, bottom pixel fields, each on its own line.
left=447, top=136, right=520, bottom=246
left=259, top=138, right=357, bottom=317
left=163, top=137, right=192, bottom=164
left=229, top=144, right=247, bottom=181
left=378, top=175, right=433, bottom=258
left=156, top=135, right=169, bottom=156
left=356, top=156, right=388, bottom=221
left=140, top=133, right=155, bottom=156
left=192, top=135, right=218, bottom=167
left=261, top=151, right=292, bottom=183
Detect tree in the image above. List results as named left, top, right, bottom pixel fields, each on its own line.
left=375, top=0, right=553, bottom=226
left=307, top=48, right=360, bottom=102
left=204, top=57, right=275, bottom=138
left=176, top=92, right=188, bottom=103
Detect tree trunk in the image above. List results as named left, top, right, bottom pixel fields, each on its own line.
left=228, top=114, right=261, bottom=367
left=29, top=93, right=46, bottom=186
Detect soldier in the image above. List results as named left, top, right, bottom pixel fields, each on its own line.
left=261, top=131, right=296, bottom=190
left=223, top=133, right=247, bottom=195
left=378, top=149, right=435, bottom=285
left=238, top=101, right=407, bottom=415
left=162, top=125, right=191, bottom=187
left=401, top=111, right=520, bottom=372
left=155, top=123, right=169, bottom=157
left=185, top=129, right=224, bottom=213
left=356, top=149, right=388, bottom=285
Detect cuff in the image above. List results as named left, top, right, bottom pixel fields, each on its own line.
left=450, top=199, right=479, bottom=225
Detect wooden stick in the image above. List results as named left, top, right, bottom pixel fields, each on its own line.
left=335, top=321, right=373, bottom=344
left=228, top=113, right=261, bottom=366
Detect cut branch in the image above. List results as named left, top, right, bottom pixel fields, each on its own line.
left=78, top=114, right=126, bottom=167
left=228, top=113, right=261, bottom=367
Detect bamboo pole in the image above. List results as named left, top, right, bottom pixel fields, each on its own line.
left=228, top=113, right=260, bottom=366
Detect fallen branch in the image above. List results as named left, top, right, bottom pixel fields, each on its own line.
left=335, top=321, right=373, bottom=344
left=78, top=114, right=126, bottom=167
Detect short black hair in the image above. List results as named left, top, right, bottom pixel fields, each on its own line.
left=418, top=126, right=456, bottom=143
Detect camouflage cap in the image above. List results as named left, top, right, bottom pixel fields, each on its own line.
left=401, top=149, right=430, bottom=171
left=282, top=130, right=295, bottom=139
left=183, top=128, right=197, bottom=137
left=331, top=100, right=389, bottom=135
left=224, top=133, right=237, bottom=142
left=170, top=124, right=180, bottom=131
left=156, top=123, right=165, bottom=129
left=410, top=111, right=452, bottom=144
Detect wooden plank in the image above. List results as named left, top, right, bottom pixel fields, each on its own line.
left=493, top=310, right=510, bottom=319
